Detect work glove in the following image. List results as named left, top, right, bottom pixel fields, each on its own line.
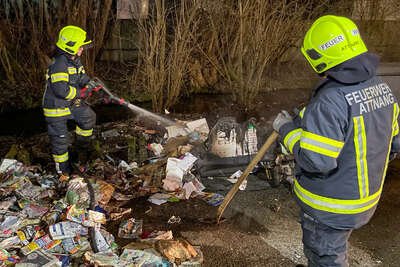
left=79, top=79, right=103, bottom=99
left=273, top=110, right=293, bottom=132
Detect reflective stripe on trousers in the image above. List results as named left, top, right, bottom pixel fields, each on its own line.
left=43, top=108, right=71, bottom=117
left=53, top=152, right=68, bottom=163
left=76, top=126, right=93, bottom=137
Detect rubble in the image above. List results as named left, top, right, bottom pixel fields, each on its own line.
left=118, top=218, right=143, bottom=239
left=118, top=248, right=168, bottom=266
left=17, top=249, right=59, bottom=267
left=227, top=170, right=247, bottom=191
left=0, top=118, right=215, bottom=266
left=0, top=116, right=290, bottom=266
left=155, top=239, right=199, bottom=264
left=1, top=156, right=206, bottom=266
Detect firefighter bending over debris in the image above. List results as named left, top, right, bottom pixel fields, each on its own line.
left=273, top=15, right=400, bottom=266
left=42, top=25, right=102, bottom=178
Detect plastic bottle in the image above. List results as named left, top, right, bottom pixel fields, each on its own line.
left=245, top=123, right=258, bottom=155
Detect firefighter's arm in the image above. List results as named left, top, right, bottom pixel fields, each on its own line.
left=279, top=101, right=347, bottom=174
left=75, top=59, right=91, bottom=88
left=49, top=61, right=77, bottom=100
left=79, top=72, right=91, bottom=88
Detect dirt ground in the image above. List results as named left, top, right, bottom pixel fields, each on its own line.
left=108, top=163, right=400, bottom=266
left=1, top=87, right=400, bottom=266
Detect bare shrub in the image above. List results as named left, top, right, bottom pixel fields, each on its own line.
left=136, top=0, right=167, bottom=111
left=194, top=0, right=325, bottom=110
left=136, top=0, right=200, bottom=112
left=0, top=0, right=113, bottom=110
left=353, top=0, right=400, bottom=60
left=354, top=0, right=399, bottom=21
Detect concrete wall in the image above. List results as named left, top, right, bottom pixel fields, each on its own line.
left=379, top=63, right=400, bottom=98
left=100, top=20, right=139, bottom=62
left=100, top=0, right=400, bottom=66
left=360, top=20, right=400, bottom=62
left=100, top=19, right=400, bottom=64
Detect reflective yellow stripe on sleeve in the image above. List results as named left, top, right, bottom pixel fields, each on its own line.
left=53, top=152, right=69, bottom=163
left=65, top=86, right=77, bottom=100
left=78, top=66, right=85, bottom=73
left=76, top=126, right=93, bottom=137
left=50, top=72, right=68, bottom=83
left=354, top=116, right=369, bottom=198
left=67, top=67, right=77, bottom=75
left=300, top=131, right=344, bottom=158
left=283, top=128, right=302, bottom=153
left=43, top=108, right=71, bottom=117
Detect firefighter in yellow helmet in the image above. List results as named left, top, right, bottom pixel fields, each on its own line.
left=273, top=15, right=400, bottom=266
left=42, top=26, right=101, bottom=177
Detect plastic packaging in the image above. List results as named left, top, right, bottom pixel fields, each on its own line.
left=16, top=225, right=38, bottom=246
left=49, top=222, right=86, bottom=240
left=0, top=216, right=22, bottom=237
left=163, top=158, right=184, bottom=191
left=83, top=251, right=119, bottom=266
left=0, top=196, right=17, bottom=210
left=0, top=235, right=21, bottom=249
left=61, top=238, right=81, bottom=254
left=93, top=229, right=111, bottom=252
left=88, top=210, right=106, bottom=225
left=22, top=204, right=49, bottom=219
left=96, top=180, right=115, bottom=206
left=119, top=249, right=169, bottom=266
left=244, top=123, right=258, bottom=155
left=0, top=159, right=22, bottom=173
left=118, top=218, right=143, bottom=239
left=21, top=235, right=61, bottom=255
left=65, top=178, right=89, bottom=208
left=17, top=249, right=60, bottom=266
left=42, top=200, right=67, bottom=226
left=201, top=193, right=225, bottom=206
left=148, top=143, right=164, bottom=156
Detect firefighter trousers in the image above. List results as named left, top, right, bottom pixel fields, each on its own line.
left=300, top=211, right=352, bottom=267
left=46, top=103, right=96, bottom=174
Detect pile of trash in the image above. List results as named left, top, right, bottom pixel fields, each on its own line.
left=0, top=116, right=291, bottom=266
left=0, top=156, right=204, bottom=266
left=89, top=118, right=226, bottom=207
left=0, top=118, right=224, bottom=266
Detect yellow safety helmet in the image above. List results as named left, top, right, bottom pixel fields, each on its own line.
left=301, top=15, right=368, bottom=73
left=56, top=25, right=92, bottom=55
